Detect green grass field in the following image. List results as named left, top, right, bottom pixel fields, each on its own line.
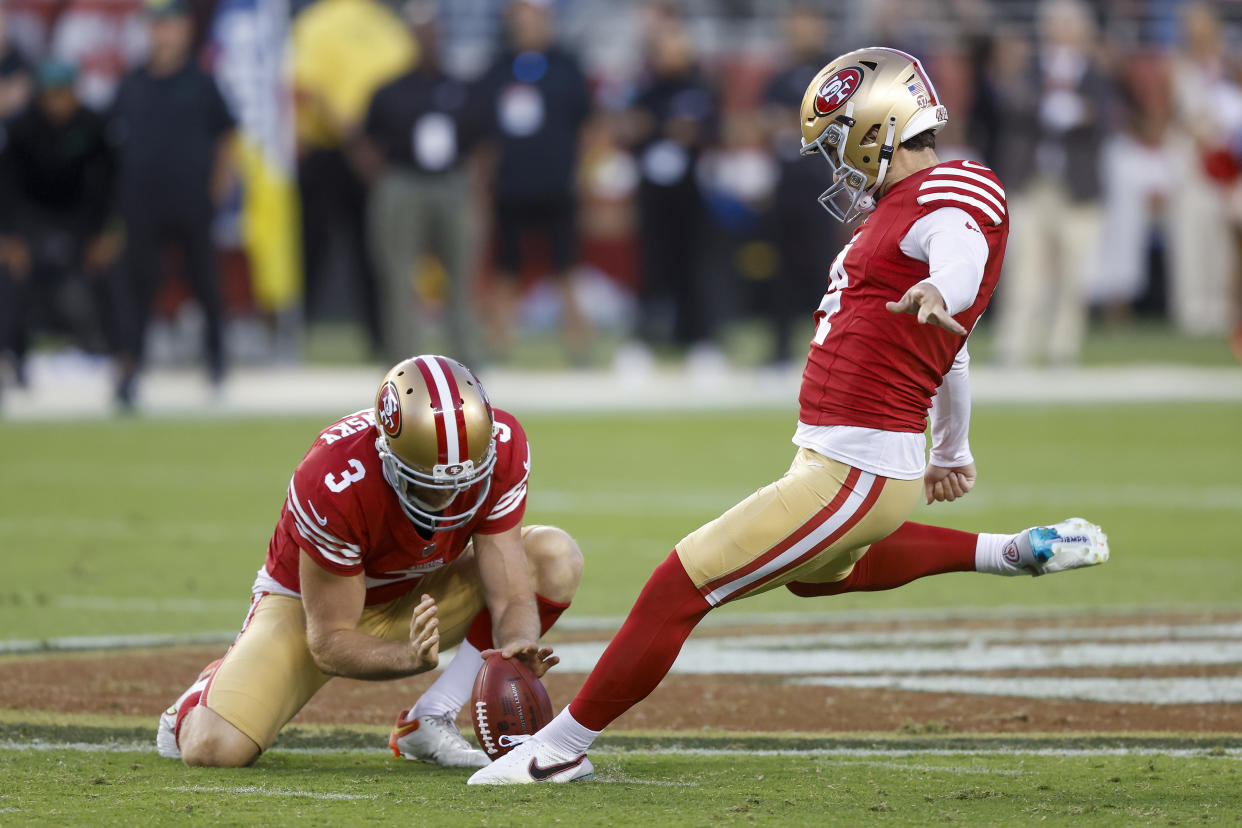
left=3, top=740, right=1240, bottom=827
left=1, top=403, right=1238, bottom=639
left=2, top=402, right=1240, bottom=824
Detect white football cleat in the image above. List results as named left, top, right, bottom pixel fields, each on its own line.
left=390, top=711, right=489, bottom=768
left=156, top=705, right=180, bottom=759
left=1013, top=517, right=1109, bottom=575
left=155, top=657, right=223, bottom=760
left=467, top=735, right=594, bottom=785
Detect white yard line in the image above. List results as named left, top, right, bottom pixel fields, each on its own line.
left=601, top=746, right=1242, bottom=760
left=4, top=363, right=1242, bottom=420
left=5, top=611, right=1239, bottom=654
left=819, top=759, right=1025, bottom=776
left=591, top=775, right=700, bottom=786
left=545, top=637, right=1242, bottom=679
left=166, top=785, right=375, bottom=801
left=795, top=675, right=1242, bottom=705
left=1, top=740, right=1238, bottom=761
left=0, top=631, right=236, bottom=654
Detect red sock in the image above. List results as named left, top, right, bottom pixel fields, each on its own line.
left=174, top=690, right=204, bottom=741
left=465, top=593, right=571, bottom=650
left=786, top=521, right=977, bottom=597
left=568, top=550, right=711, bottom=731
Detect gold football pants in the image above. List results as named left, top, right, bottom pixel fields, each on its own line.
left=202, top=532, right=520, bottom=751
left=676, top=449, right=922, bottom=605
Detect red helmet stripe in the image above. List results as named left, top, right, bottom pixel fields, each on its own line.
left=414, top=357, right=450, bottom=465
left=435, top=356, right=470, bottom=463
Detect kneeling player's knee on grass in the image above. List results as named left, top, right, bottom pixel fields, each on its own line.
left=179, top=711, right=260, bottom=768
left=181, top=733, right=259, bottom=768
left=525, top=526, right=583, bottom=603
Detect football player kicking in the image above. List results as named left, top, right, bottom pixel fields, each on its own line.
left=469, top=47, right=1110, bottom=785
left=156, top=355, right=581, bottom=768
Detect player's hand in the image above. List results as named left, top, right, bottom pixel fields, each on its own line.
left=481, top=641, right=559, bottom=679
left=407, top=594, right=440, bottom=673
left=924, top=462, right=977, bottom=505
left=886, top=283, right=968, bottom=336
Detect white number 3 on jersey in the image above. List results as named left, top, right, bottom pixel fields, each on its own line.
left=325, top=459, right=366, bottom=493
left=813, top=242, right=853, bottom=345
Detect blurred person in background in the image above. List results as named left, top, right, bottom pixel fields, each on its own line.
left=109, top=0, right=236, bottom=407
left=476, top=0, right=592, bottom=364
left=1091, top=58, right=1174, bottom=323
left=0, top=4, right=31, bottom=123
left=0, top=60, right=118, bottom=388
left=965, top=23, right=1027, bottom=173
left=46, top=0, right=148, bottom=112
left=292, top=0, right=415, bottom=359
left=614, top=9, right=719, bottom=376
left=759, top=5, right=840, bottom=368
left=358, top=2, right=483, bottom=368
left=1168, top=2, right=1242, bottom=339
left=993, top=0, right=1108, bottom=367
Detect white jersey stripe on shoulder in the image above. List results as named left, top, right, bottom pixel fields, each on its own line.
left=916, top=193, right=1002, bottom=226
left=292, top=522, right=361, bottom=567
left=486, top=460, right=531, bottom=520
left=287, top=478, right=361, bottom=556
left=287, top=478, right=356, bottom=551
left=289, top=505, right=358, bottom=559
left=929, top=166, right=1005, bottom=199
left=487, top=483, right=528, bottom=521
left=704, top=472, right=878, bottom=606
left=919, top=179, right=1005, bottom=213
left=418, top=356, right=460, bottom=465
left=285, top=497, right=359, bottom=566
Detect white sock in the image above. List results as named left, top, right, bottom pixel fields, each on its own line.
left=409, top=640, right=484, bottom=722
left=536, top=708, right=602, bottom=758
left=975, top=531, right=1028, bottom=576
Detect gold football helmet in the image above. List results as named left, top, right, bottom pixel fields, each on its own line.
left=374, top=355, right=497, bottom=531
left=799, top=47, right=949, bottom=222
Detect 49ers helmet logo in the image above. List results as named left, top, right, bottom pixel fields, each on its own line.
left=814, top=67, right=863, bottom=116
left=378, top=381, right=402, bottom=437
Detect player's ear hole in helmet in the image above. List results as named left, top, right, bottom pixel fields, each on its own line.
left=373, top=355, right=498, bottom=533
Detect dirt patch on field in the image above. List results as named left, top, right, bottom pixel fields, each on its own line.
left=4, top=611, right=1241, bottom=737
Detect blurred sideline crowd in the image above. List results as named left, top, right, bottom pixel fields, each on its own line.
left=1, top=0, right=1241, bottom=409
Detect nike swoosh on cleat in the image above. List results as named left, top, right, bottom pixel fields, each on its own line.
left=528, top=756, right=586, bottom=781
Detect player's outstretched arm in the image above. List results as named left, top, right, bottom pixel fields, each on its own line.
left=886, top=282, right=968, bottom=335
left=474, top=527, right=558, bottom=678
left=299, top=551, right=440, bottom=679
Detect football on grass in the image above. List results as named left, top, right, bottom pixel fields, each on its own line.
left=470, top=652, right=554, bottom=759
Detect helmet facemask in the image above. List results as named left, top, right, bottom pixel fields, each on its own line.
left=376, top=433, right=497, bottom=532
left=801, top=105, right=898, bottom=223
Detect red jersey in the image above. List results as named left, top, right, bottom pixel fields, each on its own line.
left=263, top=407, right=531, bottom=606
left=799, top=160, right=1008, bottom=432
